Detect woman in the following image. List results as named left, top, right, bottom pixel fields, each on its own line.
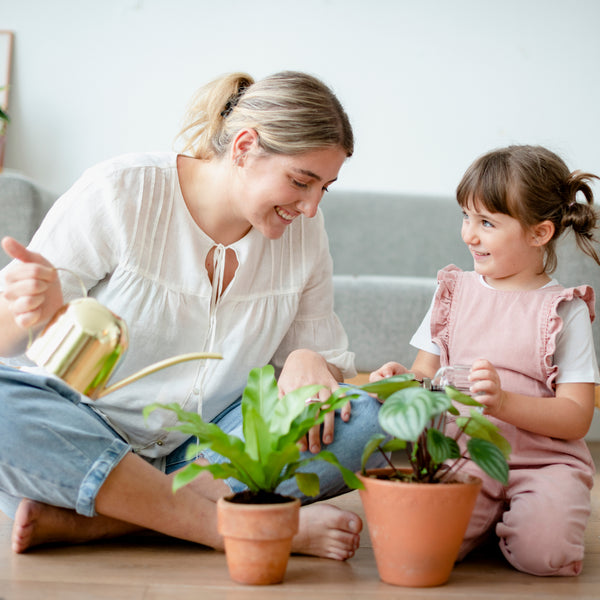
left=0, top=71, right=384, bottom=560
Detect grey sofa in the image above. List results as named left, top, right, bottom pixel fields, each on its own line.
left=2, top=173, right=599, bottom=372
left=2, top=173, right=599, bottom=438
left=0, top=172, right=56, bottom=269
left=2, top=173, right=599, bottom=373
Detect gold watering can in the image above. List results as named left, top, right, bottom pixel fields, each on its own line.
left=26, top=292, right=221, bottom=400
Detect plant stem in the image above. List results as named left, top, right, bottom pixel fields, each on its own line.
left=378, top=445, right=402, bottom=477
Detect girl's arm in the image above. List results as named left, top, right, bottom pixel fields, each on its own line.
left=470, top=359, right=595, bottom=440
left=369, top=350, right=441, bottom=383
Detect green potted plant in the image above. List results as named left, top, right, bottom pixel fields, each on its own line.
left=355, top=373, right=511, bottom=588
left=144, top=364, right=363, bottom=585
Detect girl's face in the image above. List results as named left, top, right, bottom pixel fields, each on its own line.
left=461, top=201, right=549, bottom=290
left=233, top=142, right=347, bottom=240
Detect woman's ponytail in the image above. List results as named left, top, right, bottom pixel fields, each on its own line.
left=176, top=71, right=353, bottom=161
left=177, top=73, right=254, bottom=159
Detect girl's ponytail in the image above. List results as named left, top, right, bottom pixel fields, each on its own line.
left=562, top=171, right=600, bottom=266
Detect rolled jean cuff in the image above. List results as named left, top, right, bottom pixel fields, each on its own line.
left=76, top=439, right=131, bottom=517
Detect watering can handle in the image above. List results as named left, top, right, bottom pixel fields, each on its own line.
left=96, top=352, right=223, bottom=398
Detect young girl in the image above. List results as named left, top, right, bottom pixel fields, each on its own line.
left=0, top=71, right=385, bottom=560
left=371, top=144, right=599, bottom=576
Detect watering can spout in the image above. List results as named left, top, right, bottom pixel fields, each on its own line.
left=26, top=297, right=221, bottom=399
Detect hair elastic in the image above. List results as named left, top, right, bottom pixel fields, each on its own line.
left=220, top=85, right=249, bottom=118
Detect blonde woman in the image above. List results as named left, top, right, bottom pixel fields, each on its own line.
left=0, top=72, right=384, bottom=560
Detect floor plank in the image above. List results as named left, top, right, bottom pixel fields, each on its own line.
left=1, top=444, right=599, bottom=599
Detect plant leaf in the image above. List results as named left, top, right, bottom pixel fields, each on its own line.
left=261, top=443, right=302, bottom=491
left=358, top=373, right=420, bottom=399
left=309, top=450, right=364, bottom=490
left=184, top=441, right=211, bottom=460
left=145, top=402, right=263, bottom=491
left=294, top=472, right=320, bottom=496
left=467, top=438, right=509, bottom=485
left=427, top=428, right=460, bottom=464
left=270, top=383, right=324, bottom=438
left=381, top=438, right=407, bottom=452
left=456, top=410, right=512, bottom=459
left=445, top=385, right=484, bottom=406
left=242, top=366, right=280, bottom=459
left=172, top=462, right=242, bottom=493
left=378, top=387, right=451, bottom=441
left=360, top=433, right=387, bottom=473
left=241, top=403, right=272, bottom=462
left=242, top=365, right=279, bottom=419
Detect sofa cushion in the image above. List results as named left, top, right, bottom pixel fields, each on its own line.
left=0, top=173, right=56, bottom=269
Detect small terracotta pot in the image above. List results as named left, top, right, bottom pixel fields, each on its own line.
left=358, top=468, right=481, bottom=587
left=217, top=495, right=300, bottom=585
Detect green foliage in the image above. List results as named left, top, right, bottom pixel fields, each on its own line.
left=144, top=365, right=364, bottom=498
left=360, top=376, right=511, bottom=485
left=0, top=86, right=9, bottom=132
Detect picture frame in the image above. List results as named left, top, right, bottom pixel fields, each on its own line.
left=0, top=30, right=14, bottom=113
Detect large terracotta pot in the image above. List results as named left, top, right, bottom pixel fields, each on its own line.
left=217, top=495, right=300, bottom=585
left=358, top=468, right=481, bottom=587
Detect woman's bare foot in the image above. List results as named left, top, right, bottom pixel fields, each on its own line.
left=292, top=503, right=362, bottom=561
left=12, top=497, right=362, bottom=561
left=11, top=499, right=139, bottom=553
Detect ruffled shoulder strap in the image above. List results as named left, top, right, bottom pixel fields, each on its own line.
left=543, top=284, right=595, bottom=391
left=431, top=265, right=465, bottom=365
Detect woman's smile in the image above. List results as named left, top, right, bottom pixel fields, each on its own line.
left=274, top=205, right=296, bottom=222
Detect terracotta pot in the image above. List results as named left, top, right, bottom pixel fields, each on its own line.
left=217, top=495, right=300, bottom=585
left=358, top=468, right=481, bottom=587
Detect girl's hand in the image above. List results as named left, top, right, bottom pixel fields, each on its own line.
left=469, top=358, right=506, bottom=415
left=278, top=348, right=347, bottom=454
left=1, top=237, right=63, bottom=330
left=369, top=361, right=408, bottom=382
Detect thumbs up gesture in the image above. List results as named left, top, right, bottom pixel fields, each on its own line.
left=1, top=237, right=64, bottom=330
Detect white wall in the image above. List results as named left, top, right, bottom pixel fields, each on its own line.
left=1, top=0, right=599, bottom=197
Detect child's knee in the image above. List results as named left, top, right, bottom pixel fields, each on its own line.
left=500, top=536, right=583, bottom=576
left=498, top=519, right=585, bottom=576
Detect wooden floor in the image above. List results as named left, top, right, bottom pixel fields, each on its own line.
left=1, top=444, right=599, bottom=600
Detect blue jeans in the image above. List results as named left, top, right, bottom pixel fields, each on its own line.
left=0, top=365, right=386, bottom=518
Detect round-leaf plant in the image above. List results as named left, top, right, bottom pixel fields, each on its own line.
left=358, top=374, right=511, bottom=485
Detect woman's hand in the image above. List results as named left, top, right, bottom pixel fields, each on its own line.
left=1, top=237, right=63, bottom=331
left=469, top=358, right=506, bottom=415
left=369, top=361, right=408, bottom=382
left=278, top=348, right=347, bottom=454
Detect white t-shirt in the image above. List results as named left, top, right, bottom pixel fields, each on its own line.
left=410, top=275, right=600, bottom=384
left=0, top=153, right=355, bottom=460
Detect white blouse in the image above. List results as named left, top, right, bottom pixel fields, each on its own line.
left=1, top=153, right=355, bottom=462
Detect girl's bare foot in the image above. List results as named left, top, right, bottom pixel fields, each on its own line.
left=11, top=498, right=138, bottom=553
left=293, top=503, right=362, bottom=561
